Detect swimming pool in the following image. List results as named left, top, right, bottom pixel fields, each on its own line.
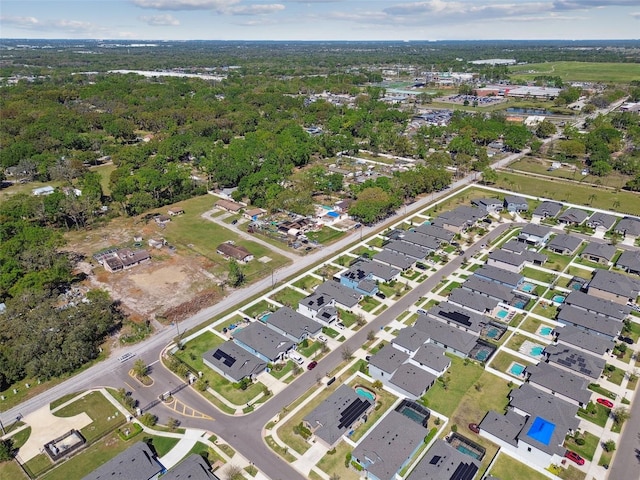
left=486, top=327, right=500, bottom=339
left=530, top=346, right=544, bottom=357
left=355, top=387, right=376, bottom=402
left=509, top=363, right=525, bottom=376
left=514, top=300, right=527, bottom=309
left=423, top=221, right=431, bottom=225
left=521, top=283, right=535, bottom=293
left=552, top=295, right=566, bottom=303
left=496, top=309, right=509, bottom=319
left=539, top=326, right=553, bottom=336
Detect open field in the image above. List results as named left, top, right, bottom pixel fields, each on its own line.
left=55, top=391, right=124, bottom=442
left=493, top=172, right=640, bottom=216
left=509, top=61, right=640, bottom=83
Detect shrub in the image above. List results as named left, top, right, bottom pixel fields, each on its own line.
left=139, top=412, right=157, bottom=427
left=344, top=452, right=352, bottom=468
left=351, top=460, right=363, bottom=471
left=575, top=437, right=586, bottom=446
left=451, top=424, right=458, bottom=433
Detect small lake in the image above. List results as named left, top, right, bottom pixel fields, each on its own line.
left=506, top=107, right=553, bottom=115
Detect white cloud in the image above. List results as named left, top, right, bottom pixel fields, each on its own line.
left=226, top=4, right=285, bottom=15
left=631, top=11, right=640, bottom=19
left=132, top=0, right=239, bottom=10
left=553, top=0, right=640, bottom=10
left=0, top=15, right=100, bottom=34
left=139, top=13, right=181, bottom=25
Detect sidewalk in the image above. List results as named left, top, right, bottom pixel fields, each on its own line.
left=158, top=428, right=208, bottom=470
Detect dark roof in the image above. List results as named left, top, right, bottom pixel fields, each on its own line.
left=82, top=442, right=163, bottom=480
left=589, top=269, right=640, bottom=299
left=161, top=454, right=220, bottom=480
left=344, top=259, right=400, bottom=282
left=389, top=363, right=436, bottom=397
left=504, top=195, right=528, bottom=206
left=557, top=304, right=622, bottom=337
left=558, top=208, right=589, bottom=224
left=555, top=324, right=615, bottom=355
left=532, top=201, right=562, bottom=218
left=616, top=250, right=640, bottom=273
left=304, top=384, right=372, bottom=446
left=616, top=216, right=640, bottom=236
left=427, top=301, right=487, bottom=334
left=414, top=315, right=479, bottom=355
left=544, top=344, right=605, bottom=379
left=216, top=243, right=251, bottom=260
left=392, top=327, right=430, bottom=353
left=472, top=197, right=502, bottom=209
left=411, top=343, right=451, bottom=373
left=581, top=242, right=617, bottom=262
left=479, top=410, right=525, bottom=448
left=369, top=345, right=409, bottom=374
left=510, top=383, right=579, bottom=432
left=519, top=223, right=552, bottom=239
left=564, top=290, right=630, bottom=320
left=233, top=322, right=294, bottom=361
left=547, top=234, right=582, bottom=253
left=315, top=280, right=361, bottom=308
left=448, top=288, right=499, bottom=313
left=373, top=250, right=415, bottom=270
left=526, top=362, right=592, bottom=405
left=203, top=341, right=267, bottom=382
left=384, top=240, right=429, bottom=260
left=401, top=231, right=442, bottom=250
left=265, top=306, right=322, bottom=340
left=462, top=275, right=515, bottom=303
left=406, top=439, right=480, bottom=480
left=587, top=212, right=617, bottom=230
left=413, top=224, right=455, bottom=243
left=475, top=265, right=523, bottom=286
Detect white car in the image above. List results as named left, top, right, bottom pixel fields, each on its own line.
left=317, top=334, right=328, bottom=343
left=288, top=352, right=304, bottom=365
left=336, top=322, right=346, bottom=330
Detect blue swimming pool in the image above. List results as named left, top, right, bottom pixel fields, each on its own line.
left=514, top=300, right=527, bottom=309
left=355, top=387, right=375, bottom=402
left=509, top=363, right=525, bottom=376
left=496, top=309, right=509, bottom=319
left=530, top=346, right=544, bottom=357
left=553, top=295, right=565, bottom=303
left=521, top=283, right=535, bottom=293
left=540, top=326, right=553, bottom=336
left=423, top=221, right=431, bottom=225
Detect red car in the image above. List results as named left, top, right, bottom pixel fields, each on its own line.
left=565, top=450, right=585, bottom=466
left=307, top=361, right=318, bottom=370
left=468, top=423, right=480, bottom=434
left=597, top=398, right=614, bottom=409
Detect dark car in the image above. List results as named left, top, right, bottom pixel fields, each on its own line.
left=565, top=451, right=585, bottom=466
left=620, top=336, right=634, bottom=345
left=307, top=361, right=317, bottom=370
left=375, top=291, right=386, bottom=300
left=231, top=219, right=238, bottom=225
left=415, top=263, right=427, bottom=270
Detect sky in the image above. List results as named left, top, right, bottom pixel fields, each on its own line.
left=1, top=0, right=639, bottom=41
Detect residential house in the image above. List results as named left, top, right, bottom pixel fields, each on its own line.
left=558, top=208, right=589, bottom=226
left=263, top=306, right=322, bottom=343
left=406, top=439, right=480, bottom=480
left=340, top=260, right=400, bottom=296
left=616, top=250, right=640, bottom=276
left=203, top=341, right=266, bottom=383
left=563, top=290, right=630, bottom=321
left=372, top=249, right=415, bottom=271
left=462, top=276, right=515, bottom=304
left=384, top=240, right=429, bottom=261
left=388, top=363, right=436, bottom=400
left=615, top=216, right=640, bottom=239
left=408, top=343, right=451, bottom=377
left=82, top=441, right=164, bottom=480
left=102, top=249, right=151, bottom=273
left=432, top=205, right=484, bottom=234
left=215, top=198, right=243, bottom=213
left=500, top=240, right=547, bottom=266
left=517, top=224, right=552, bottom=246
left=401, top=231, right=441, bottom=251
left=532, top=201, right=562, bottom=219
left=588, top=269, right=640, bottom=304
left=297, top=292, right=338, bottom=326
left=524, top=362, right=591, bottom=407
left=413, top=224, right=455, bottom=244
left=161, top=454, right=220, bottom=480
left=487, top=248, right=546, bottom=273
left=504, top=195, right=529, bottom=213
left=472, top=197, right=503, bottom=214
left=392, top=327, right=430, bottom=356
left=448, top=288, right=499, bottom=315
left=414, top=315, right=479, bottom=358
left=542, top=344, right=605, bottom=380
left=546, top=234, right=582, bottom=256
left=232, top=322, right=295, bottom=363
left=167, top=208, right=184, bottom=216
left=557, top=305, right=622, bottom=340
left=368, top=346, right=409, bottom=382
left=586, top=212, right=617, bottom=232
left=426, top=301, right=487, bottom=335
left=334, top=199, right=352, bottom=213
left=32, top=186, right=55, bottom=196
left=303, top=384, right=374, bottom=449
left=555, top=324, right=615, bottom=356
left=351, top=410, right=428, bottom=480
left=154, top=214, right=171, bottom=225
left=243, top=207, right=266, bottom=221
left=475, top=265, right=524, bottom=289
left=580, top=242, right=617, bottom=265
left=216, top=243, right=254, bottom=263
left=314, top=280, right=362, bottom=310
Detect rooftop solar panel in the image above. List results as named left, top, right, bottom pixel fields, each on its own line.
left=438, top=309, right=472, bottom=327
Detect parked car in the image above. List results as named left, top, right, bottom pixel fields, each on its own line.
left=620, top=336, right=634, bottom=345
left=468, top=423, right=480, bottom=434
left=336, top=322, right=346, bottom=330
left=317, top=334, right=328, bottom=343
left=415, top=262, right=427, bottom=270
left=375, top=291, right=386, bottom=300
left=231, top=219, right=238, bottom=225
left=597, top=398, right=614, bottom=409
left=417, top=309, right=427, bottom=316
left=564, top=450, right=585, bottom=466
left=307, top=361, right=317, bottom=370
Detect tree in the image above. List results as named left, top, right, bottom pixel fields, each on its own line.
left=481, top=167, right=498, bottom=185
left=167, top=417, right=180, bottom=431
left=0, top=439, right=13, bottom=462
left=536, top=120, right=556, bottom=138
left=372, top=380, right=383, bottom=390
left=133, top=359, right=148, bottom=379
left=612, top=407, right=630, bottom=426
left=227, top=259, right=245, bottom=287
left=224, top=464, right=244, bottom=480
left=139, top=412, right=157, bottom=427
left=603, top=440, right=616, bottom=453
left=341, top=346, right=353, bottom=361
left=367, top=330, right=376, bottom=341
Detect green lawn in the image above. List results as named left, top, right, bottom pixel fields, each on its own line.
left=564, top=431, right=599, bottom=461
left=306, top=227, right=345, bottom=245
left=540, top=249, right=573, bottom=272
left=214, top=314, right=247, bottom=333
left=269, top=360, right=295, bottom=380
left=519, top=316, right=553, bottom=335
left=292, top=275, right=322, bottom=292
left=270, top=287, right=306, bottom=308
left=9, top=426, right=31, bottom=449
left=0, top=460, right=26, bottom=480
left=522, top=267, right=556, bottom=284
left=588, top=383, right=617, bottom=399
left=54, top=391, right=125, bottom=442
left=489, top=453, right=548, bottom=480
left=493, top=172, right=640, bottom=217
left=603, top=365, right=625, bottom=386
left=566, top=265, right=594, bottom=279
left=491, top=351, right=532, bottom=376
left=360, top=296, right=381, bottom=313
left=509, top=61, right=640, bottom=83
left=578, top=401, right=611, bottom=428
left=242, top=300, right=275, bottom=319
left=322, top=326, right=340, bottom=339
left=315, top=441, right=359, bottom=480
left=532, top=302, right=559, bottom=320
left=92, top=163, right=117, bottom=196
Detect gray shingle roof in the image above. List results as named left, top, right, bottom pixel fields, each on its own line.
left=510, top=383, right=579, bottom=431
left=472, top=197, right=503, bottom=209
left=411, top=343, right=451, bottom=373
left=161, top=454, right=220, bottom=480
left=352, top=259, right=400, bottom=282
left=373, top=250, right=415, bottom=270
left=587, top=212, right=617, bottom=230
left=616, top=216, right=640, bottom=236
left=299, top=291, right=333, bottom=312
left=479, top=410, right=524, bottom=448
left=266, top=306, right=322, bottom=340
left=406, top=439, right=480, bottom=480
left=547, top=234, right=582, bottom=254
left=401, top=231, right=441, bottom=251
left=427, top=301, right=488, bottom=334
left=369, top=345, right=409, bottom=374
left=448, top=288, right=499, bottom=313
left=504, top=195, right=528, bottom=208
left=519, top=223, right=552, bottom=239
left=82, top=442, right=163, bottom=480
left=544, top=344, right=605, bottom=379
left=315, top=280, right=361, bottom=308
left=555, top=324, right=615, bottom=355
left=203, top=341, right=267, bottom=382
left=392, top=327, right=430, bottom=353
left=413, top=224, right=455, bottom=243
left=352, top=410, right=427, bottom=480
left=526, top=362, right=592, bottom=405
left=557, top=304, right=622, bottom=337
left=462, top=275, right=515, bottom=303
left=389, top=363, right=436, bottom=397
left=589, top=269, right=640, bottom=299
left=414, top=315, right=479, bottom=355
left=581, top=242, right=617, bottom=263
left=533, top=201, right=563, bottom=218
left=475, top=265, right=523, bottom=287
left=564, top=290, right=630, bottom=320
left=384, top=240, right=429, bottom=260
left=616, top=250, right=640, bottom=273
left=233, top=322, right=295, bottom=361
left=558, top=208, right=589, bottom=224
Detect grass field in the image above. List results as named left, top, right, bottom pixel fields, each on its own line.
left=493, top=172, right=640, bottom=216
left=55, top=391, right=124, bottom=442
left=90, top=163, right=117, bottom=196
left=509, top=61, right=640, bottom=83
left=489, top=453, right=548, bottom=480
left=0, top=460, right=26, bottom=480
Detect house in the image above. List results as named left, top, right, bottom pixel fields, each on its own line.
left=384, top=240, right=429, bottom=261
left=372, top=249, right=415, bottom=271
left=388, top=363, right=436, bottom=400
left=351, top=410, right=428, bottom=480
left=588, top=269, right=640, bottom=305
left=413, top=224, right=455, bottom=244
left=215, top=198, right=243, bottom=213
left=203, top=341, right=266, bottom=383
left=557, top=305, right=622, bottom=340
left=524, top=362, right=591, bottom=407
left=563, top=290, right=630, bottom=321
left=161, top=454, right=220, bottom=480
left=232, top=322, right=295, bottom=363
left=487, top=249, right=543, bottom=273
left=504, top=195, right=529, bottom=213
left=369, top=346, right=409, bottom=382
left=297, top=292, right=338, bottom=326
left=82, top=441, right=164, bottom=480
left=216, top=243, right=254, bottom=263
left=244, top=207, right=266, bottom=221
left=448, top=288, right=499, bottom=315
left=167, top=208, right=184, bottom=216
left=580, top=242, right=617, bottom=265
left=500, top=240, right=547, bottom=266
left=472, top=197, right=503, bottom=214
left=263, top=306, right=322, bottom=343
left=334, top=199, right=352, bottom=213
left=426, top=301, right=487, bottom=335
left=101, top=249, right=151, bottom=273
left=303, top=384, right=374, bottom=449
left=462, top=275, right=515, bottom=304
left=586, top=212, right=617, bottom=232
left=532, top=201, right=562, bottom=219
left=517, top=224, right=552, bottom=246
left=408, top=343, right=451, bottom=377
left=432, top=206, right=484, bottom=233
left=543, top=344, right=605, bottom=380
left=407, top=439, right=479, bottom=480
left=616, top=250, right=640, bottom=276
left=414, top=315, right=479, bottom=358
left=555, top=324, right=615, bottom=356
left=154, top=214, right=171, bottom=225
left=546, top=234, right=582, bottom=255
left=558, top=208, right=589, bottom=226
left=474, top=265, right=523, bottom=289
left=340, top=260, right=400, bottom=296
left=392, top=327, right=430, bottom=355
left=32, top=185, right=55, bottom=196
left=615, top=216, right=640, bottom=239
left=400, top=231, right=441, bottom=251
left=314, top=280, right=362, bottom=310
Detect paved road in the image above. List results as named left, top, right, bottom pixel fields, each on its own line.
left=607, top=380, right=640, bottom=480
